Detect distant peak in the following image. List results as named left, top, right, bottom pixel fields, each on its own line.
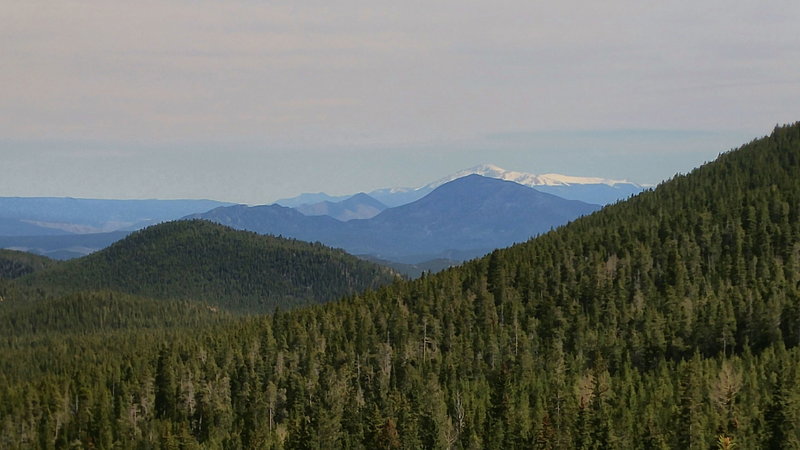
left=425, top=164, right=638, bottom=189
left=468, top=163, right=505, bottom=172
left=535, top=173, right=632, bottom=186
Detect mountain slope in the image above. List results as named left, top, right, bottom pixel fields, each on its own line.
left=0, top=291, right=230, bottom=336
left=189, top=204, right=345, bottom=243
left=0, top=249, right=58, bottom=280
left=20, top=220, right=397, bottom=313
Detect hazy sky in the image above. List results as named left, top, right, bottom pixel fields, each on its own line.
left=2, top=0, right=798, bottom=204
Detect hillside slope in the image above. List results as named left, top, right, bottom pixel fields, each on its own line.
left=0, top=291, right=230, bottom=336
left=20, top=220, right=397, bottom=313
left=0, top=249, right=57, bottom=279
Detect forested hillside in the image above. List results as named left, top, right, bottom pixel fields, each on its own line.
left=18, top=220, right=397, bottom=313
left=1, top=124, right=800, bottom=448
left=0, top=291, right=230, bottom=337
left=0, top=249, right=57, bottom=279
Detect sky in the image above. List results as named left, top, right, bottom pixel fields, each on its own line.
left=2, top=0, right=798, bottom=204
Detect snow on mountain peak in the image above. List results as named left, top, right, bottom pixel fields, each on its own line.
left=533, top=173, right=635, bottom=186
left=425, top=164, right=637, bottom=190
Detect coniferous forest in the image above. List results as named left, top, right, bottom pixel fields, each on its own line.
left=1, top=123, right=800, bottom=448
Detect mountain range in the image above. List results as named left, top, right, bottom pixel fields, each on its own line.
left=191, top=174, right=600, bottom=263
left=0, top=166, right=637, bottom=265
left=294, top=192, right=388, bottom=221
left=279, top=163, right=646, bottom=210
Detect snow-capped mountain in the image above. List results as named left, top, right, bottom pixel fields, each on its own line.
left=370, top=164, right=646, bottom=207
left=277, top=164, right=648, bottom=210
left=421, top=164, right=646, bottom=205
left=427, top=164, right=636, bottom=189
